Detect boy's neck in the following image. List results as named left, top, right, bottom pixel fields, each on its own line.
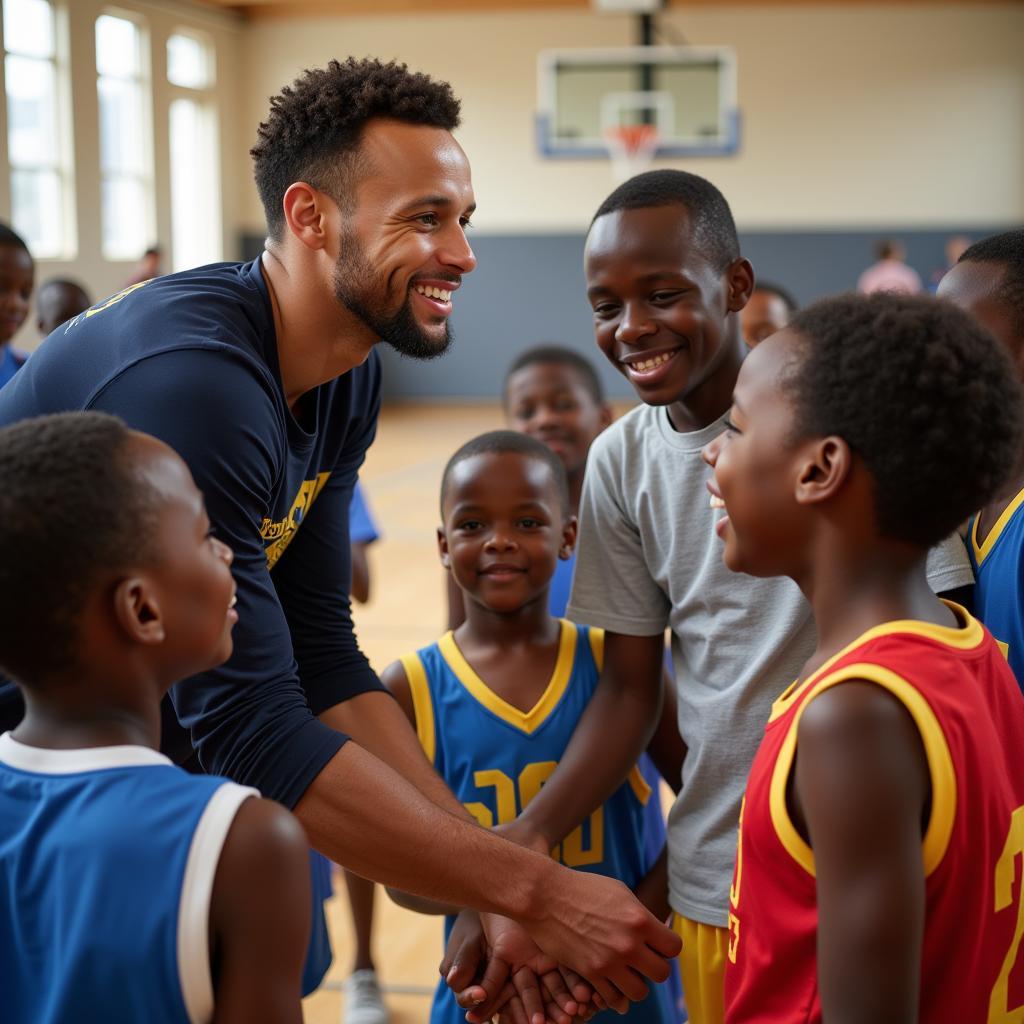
left=453, top=595, right=563, bottom=714
left=567, top=468, right=585, bottom=518
left=13, top=688, right=161, bottom=752
left=796, top=544, right=957, bottom=680
left=665, top=331, right=746, bottom=433
left=975, top=467, right=1024, bottom=548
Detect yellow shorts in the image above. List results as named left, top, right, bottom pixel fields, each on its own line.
left=672, top=914, right=727, bottom=1024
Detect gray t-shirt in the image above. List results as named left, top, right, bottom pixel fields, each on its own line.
left=566, top=403, right=973, bottom=926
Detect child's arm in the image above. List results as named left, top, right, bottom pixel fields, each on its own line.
left=209, top=797, right=312, bottom=1024
left=380, top=658, right=463, bottom=917
left=645, top=667, right=685, bottom=793
left=794, top=681, right=929, bottom=1024
left=632, top=846, right=670, bottom=921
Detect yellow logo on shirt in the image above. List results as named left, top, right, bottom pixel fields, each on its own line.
left=83, top=280, right=151, bottom=319
left=261, top=472, right=331, bottom=569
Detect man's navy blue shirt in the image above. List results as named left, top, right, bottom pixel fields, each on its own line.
left=0, top=259, right=383, bottom=806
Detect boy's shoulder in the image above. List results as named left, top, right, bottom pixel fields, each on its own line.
left=589, top=403, right=660, bottom=464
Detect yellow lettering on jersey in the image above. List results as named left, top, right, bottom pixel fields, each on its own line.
left=989, top=804, right=1024, bottom=1023
left=261, top=472, right=331, bottom=570
left=997, top=638, right=1010, bottom=662
left=463, top=761, right=606, bottom=867
left=83, top=280, right=150, bottom=318
left=728, top=798, right=745, bottom=964
left=464, top=802, right=494, bottom=829
left=473, top=769, right=517, bottom=827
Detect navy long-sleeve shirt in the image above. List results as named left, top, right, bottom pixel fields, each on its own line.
left=0, top=259, right=383, bottom=806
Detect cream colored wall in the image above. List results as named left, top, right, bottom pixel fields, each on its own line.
left=239, top=3, right=1024, bottom=235
left=3, top=0, right=243, bottom=351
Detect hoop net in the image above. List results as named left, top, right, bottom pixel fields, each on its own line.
left=604, top=123, right=660, bottom=183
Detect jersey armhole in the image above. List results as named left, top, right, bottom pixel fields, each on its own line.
left=401, top=652, right=436, bottom=764
left=768, top=662, right=956, bottom=879
left=177, top=782, right=260, bottom=1024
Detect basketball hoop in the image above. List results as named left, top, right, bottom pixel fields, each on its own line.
left=604, top=122, right=660, bottom=183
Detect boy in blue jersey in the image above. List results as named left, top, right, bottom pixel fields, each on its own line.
left=938, top=229, right=1024, bottom=687
left=385, top=431, right=674, bottom=1024
left=0, top=412, right=311, bottom=1024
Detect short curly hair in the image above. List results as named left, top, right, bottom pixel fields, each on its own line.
left=440, top=430, right=570, bottom=517
left=0, top=413, right=160, bottom=684
left=957, top=229, right=1024, bottom=338
left=505, top=345, right=605, bottom=405
left=591, top=169, right=739, bottom=272
left=251, top=57, right=461, bottom=239
left=786, top=293, right=1024, bottom=548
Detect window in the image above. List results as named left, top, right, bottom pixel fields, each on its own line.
left=167, top=30, right=221, bottom=272
left=3, top=0, right=72, bottom=257
left=96, top=12, right=153, bottom=260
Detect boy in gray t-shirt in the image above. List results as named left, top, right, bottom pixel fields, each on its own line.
left=499, top=170, right=972, bottom=1024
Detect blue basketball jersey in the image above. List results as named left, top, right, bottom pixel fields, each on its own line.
left=0, top=734, right=256, bottom=1024
left=402, top=620, right=673, bottom=1024
left=968, top=487, right=1024, bottom=690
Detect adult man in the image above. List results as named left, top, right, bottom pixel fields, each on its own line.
left=0, top=58, right=678, bottom=1012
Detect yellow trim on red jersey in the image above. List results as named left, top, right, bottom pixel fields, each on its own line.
left=400, top=653, right=436, bottom=765
left=769, top=662, right=956, bottom=878
left=971, top=486, right=1024, bottom=566
left=437, top=620, right=577, bottom=734
left=770, top=602, right=982, bottom=723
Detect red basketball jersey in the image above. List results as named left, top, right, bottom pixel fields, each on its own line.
left=724, top=606, right=1024, bottom=1022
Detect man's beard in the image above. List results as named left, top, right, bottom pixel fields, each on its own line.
left=333, top=233, right=453, bottom=361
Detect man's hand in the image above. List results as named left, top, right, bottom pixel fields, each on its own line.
left=443, top=910, right=590, bottom=1024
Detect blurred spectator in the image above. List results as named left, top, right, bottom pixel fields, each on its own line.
left=741, top=281, right=799, bottom=348
left=37, top=278, right=92, bottom=338
left=124, top=245, right=163, bottom=287
left=857, top=239, right=922, bottom=295
left=0, top=223, right=34, bottom=389
left=929, top=234, right=972, bottom=292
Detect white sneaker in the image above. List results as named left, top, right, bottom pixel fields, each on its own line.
left=343, top=968, right=389, bottom=1024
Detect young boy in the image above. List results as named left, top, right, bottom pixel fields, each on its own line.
left=705, top=294, right=1024, bottom=1022
left=739, top=282, right=797, bottom=349
left=36, top=277, right=92, bottom=338
left=471, top=170, right=974, bottom=1024
left=386, top=430, right=674, bottom=1024
left=937, top=229, right=1024, bottom=688
left=0, top=411, right=311, bottom=1023
left=0, top=222, right=34, bottom=388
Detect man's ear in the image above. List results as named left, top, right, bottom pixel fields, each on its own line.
left=281, top=181, right=332, bottom=253
left=437, top=526, right=451, bottom=569
left=113, top=578, right=166, bottom=646
left=794, top=436, right=852, bottom=506
left=726, top=257, right=756, bottom=313
left=559, top=515, right=578, bottom=560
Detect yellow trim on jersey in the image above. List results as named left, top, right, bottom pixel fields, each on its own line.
left=588, top=627, right=605, bottom=670
left=437, top=620, right=577, bottom=734
left=769, top=662, right=957, bottom=878
left=627, top=764, right=652, bottom=806
left=400, top=653, right=436, bottom=765
left=770, top=601, right=982, bottom=723
left=971, top=486, right=1024, bottom=566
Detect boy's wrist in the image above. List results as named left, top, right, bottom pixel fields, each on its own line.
left=495, top=817, right=553, bottom=857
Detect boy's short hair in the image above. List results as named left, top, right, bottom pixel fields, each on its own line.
left=786, top=293, right=1024, bottom=548
left=440, top=430, right=571, bottom=516
left=591, top=169, right=740, bottom=272
left=0, top=413, right=160, bottom=683
left=957, top=229, right=1024, bottom=335
left=504, top=345, right=605, bottom=405
left=251, top=57, right=461, bottom=240
left=753, top=281, right=799, bottom=316
left=0, top=222, right=30, bottom=256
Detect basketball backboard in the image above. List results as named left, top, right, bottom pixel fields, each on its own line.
left=536, top=45, right=740, bottom=160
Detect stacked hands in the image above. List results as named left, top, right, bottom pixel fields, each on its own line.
left=440, top=828, right=681, bottom=1024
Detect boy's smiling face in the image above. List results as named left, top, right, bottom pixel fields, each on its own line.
left=584, top=204, right=752, bottom=421
left=702, top=329, right=817, bottom=577
left=439, top=450, right=575, bottom=615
